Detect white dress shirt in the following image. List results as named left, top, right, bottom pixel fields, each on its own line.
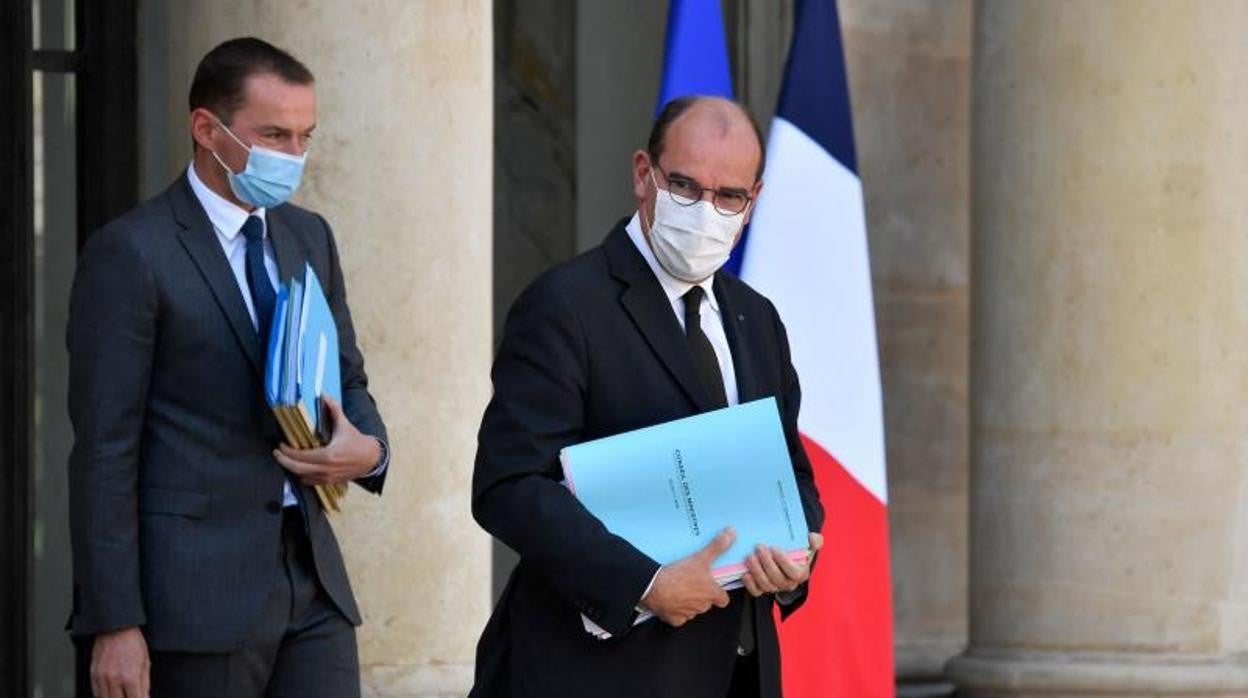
left=625, top=213, right=740, bottom=407
left=186, top=163, right=387, bottom=507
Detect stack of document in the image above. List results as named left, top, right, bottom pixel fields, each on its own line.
left=265, top=264, right=348, bottom=513
left=560, top=398, right=811, bottom=637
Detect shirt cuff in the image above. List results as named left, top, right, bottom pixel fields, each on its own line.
left=364, top=437, right=389, bottom=478
left=635, top=567, right=662, bottom=613
left=774, top=588, right=801, bottom=606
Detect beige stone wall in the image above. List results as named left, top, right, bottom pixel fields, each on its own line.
left=143, top=3, right=494, bottom=696
left=951, top=1, right=1248, bottom=694
left=840, top=0, right=974, bottom=680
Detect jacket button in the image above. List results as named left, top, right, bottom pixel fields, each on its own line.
left=266, top=500, right=283, bottom=514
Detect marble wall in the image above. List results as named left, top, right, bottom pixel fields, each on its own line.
left=841, top=0, right=974, bottom=680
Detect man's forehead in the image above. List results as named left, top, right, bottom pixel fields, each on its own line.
left=662, top=118, right=759, bottom=184
left=659, top=100, right=760, bottom=182
left=237, top=73, right=316, bottom=119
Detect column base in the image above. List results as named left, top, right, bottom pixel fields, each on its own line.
left=897, top=638, right=966, bottom=681
left=947, top=649, right=1248, bottom=697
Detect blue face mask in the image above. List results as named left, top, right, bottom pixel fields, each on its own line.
left=211, top=117, right=307, bottom=209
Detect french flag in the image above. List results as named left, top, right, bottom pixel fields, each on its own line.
left=657, top=0, right=894, bottom=695
left=740, top=1, right=895, bottom=696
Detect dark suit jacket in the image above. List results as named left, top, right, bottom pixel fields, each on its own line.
left=66, top=173, right=388, bottom=652
left=470, top=220, right=824, bottom=697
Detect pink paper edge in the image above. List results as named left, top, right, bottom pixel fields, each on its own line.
left=712, top=548, right=809, bottom=578
left=560, top=451, right=577, bottom=494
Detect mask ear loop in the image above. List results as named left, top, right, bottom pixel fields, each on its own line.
left=207, top=114, right=251, bottom=176
left=213, top=114, right=252, bottom=151
left=640, top=166, right=661, bottom=232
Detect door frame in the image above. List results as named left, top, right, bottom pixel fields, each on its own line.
left=1, top=0, right=137, bottom=693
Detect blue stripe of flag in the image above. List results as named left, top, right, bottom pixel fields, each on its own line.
left=776, top=0, right=858, bottom=174
left=655, top=0, right=734, bottom=114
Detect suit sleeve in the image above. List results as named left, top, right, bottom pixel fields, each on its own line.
left=770, top=301, right=825, bottom=619
left=472, top=278, right=661, bottom=636
left=66, top=228, right=157, bottom=636
left=318, top=214, right=389, bottom=494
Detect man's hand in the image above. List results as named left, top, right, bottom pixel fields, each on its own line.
left=742, top=531, right=824, bottom=597
left=641, top=528, right=736, bottom=627
left=91, top=626, right=149, bottom=698
left=273, top=396, right=381, bottom=485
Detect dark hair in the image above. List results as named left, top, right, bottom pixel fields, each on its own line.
left=188, top=37, right=314, bottom=123
left=647, top=96, right=767, bottom=181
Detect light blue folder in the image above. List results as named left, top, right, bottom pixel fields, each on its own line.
left=263, top=265, right=346, bottom=510
left=295, top=265, right=341, bottom=442
left=264, top=284, right=290, bottom=407
left=560, top=397, right=810, bottom=579
left=263, top=264, right=341, bottom=444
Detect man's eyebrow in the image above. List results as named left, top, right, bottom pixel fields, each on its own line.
left=663, top=168, right=695, bottom=180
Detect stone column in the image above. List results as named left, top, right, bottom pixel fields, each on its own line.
left=948, top=2, right=1248, bottom=695
left=145, top=3, right=494, bottom=695
left=839, top=0, right=974, bottom=682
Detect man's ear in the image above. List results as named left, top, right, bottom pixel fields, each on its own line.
left=631, top=150, right=652, bottom=201
left=189, top=108, right=218, bottom=152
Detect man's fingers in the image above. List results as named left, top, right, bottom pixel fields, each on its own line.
left=696, top=527, right=736, bottom=564
left=278, top=441, right=332, bottom=463
left=769, top=546, right=807, bottom=582
left=273, top=450, right=329, bottom=476
left=755, top=545, right=788, bottom=588
left=713, top=586, right=731, bottom=607
left=745, top=552, right=773, bottom=592
left=273, top=449, right=307, bottom=471
left=742, top=571, right=764, bottom=598
left=808, top=531, right=824, bottom=552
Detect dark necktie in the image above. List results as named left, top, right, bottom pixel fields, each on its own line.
left=241, top=216, right=305, bottom=511
left=682, top=286, right=728, bottom=409
left=682, top=287, right=754, bottom=654
left=240, top=215, right=276, bottom=348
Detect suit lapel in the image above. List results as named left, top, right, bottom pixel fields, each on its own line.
left=169, top=174, right=265, bottom=377
left=714, top=276, right=761, bottom=403
left=605, top=223, right=715, bottom=412
left=267, top=206, right=303, bottom=287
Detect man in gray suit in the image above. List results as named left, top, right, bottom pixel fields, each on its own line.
left=67, top=37, right=389, bottom=698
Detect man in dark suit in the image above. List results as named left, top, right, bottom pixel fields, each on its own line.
left=471, top=96, right=825, bottom=697
left=67, top=38, right=389, bottom=698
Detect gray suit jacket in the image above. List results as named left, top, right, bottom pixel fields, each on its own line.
left=66, top=173, right=388, bottom=652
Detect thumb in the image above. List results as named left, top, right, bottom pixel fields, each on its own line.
left=322, top=395, right=345, bottom=420
left=697, top=527, right=736, bottom=565
left=809, top=531, right=824, bottom=553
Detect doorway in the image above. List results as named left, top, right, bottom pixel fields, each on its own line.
left=1, top=1, right=137, bottom=695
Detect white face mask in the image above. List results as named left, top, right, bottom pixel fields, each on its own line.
left=644, top=171, right=745, bottom=283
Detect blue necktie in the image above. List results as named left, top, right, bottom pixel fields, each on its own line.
left=241, top=216, right=305, bottom=512
left=240, top=216, right=276, bottom=347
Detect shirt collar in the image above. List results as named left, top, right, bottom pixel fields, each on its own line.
left=625, top=212, right=719, bottom=313
left=186, top=161, right=266, bottom=241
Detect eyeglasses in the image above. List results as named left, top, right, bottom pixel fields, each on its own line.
left=653, top=164, right=754, bottom=216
